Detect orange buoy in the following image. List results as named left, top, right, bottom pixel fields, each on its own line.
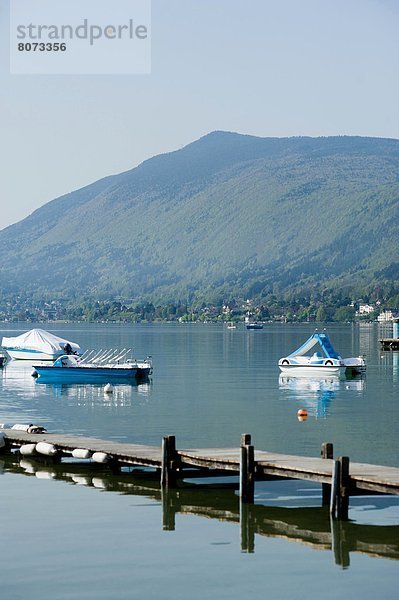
left=297, top=408, right=308, bottom=421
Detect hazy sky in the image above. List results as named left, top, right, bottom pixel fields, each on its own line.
left=0, top=0, right=398, bottom=230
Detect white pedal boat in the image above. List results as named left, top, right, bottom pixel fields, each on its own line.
left=278, top=331, right=366, bottom=376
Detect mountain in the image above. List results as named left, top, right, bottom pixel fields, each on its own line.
left=1, top=131, right=398, bottom=303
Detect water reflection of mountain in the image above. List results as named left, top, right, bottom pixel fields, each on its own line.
left=1, top=454, right=398, bottom=568
left=278, top=374, right=365, bottom=418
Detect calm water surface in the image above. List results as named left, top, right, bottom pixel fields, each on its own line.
left=0, top=322, right=398, bottom=599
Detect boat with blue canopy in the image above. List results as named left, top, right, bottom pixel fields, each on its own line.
left=278, top=331, right=366, bottom=376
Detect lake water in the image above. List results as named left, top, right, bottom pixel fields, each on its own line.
left=0, top=322, right=398, bottom=599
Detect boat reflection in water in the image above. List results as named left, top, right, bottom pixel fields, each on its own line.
left=46, top=381, right=152, bottom=406
left=0, top=358, right=151, bottom=405
left=0, top=359, right=41, bottom=398
left=1, top=453, right=398, bottom=568
left=279, top=373, right=365, bottom=418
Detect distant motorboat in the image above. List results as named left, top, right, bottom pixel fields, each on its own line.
left=246, top=322, right=263, bottom=330
left=278, top=331, right=366, bottom=376
left=226, top=322, right=236, bottom=329
left=1, top=329, right=81, bottom=361
left=244, top=315, right=263, bottom=329
left=32, top=348, right=152, bottom=383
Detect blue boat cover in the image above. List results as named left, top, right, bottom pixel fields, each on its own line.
left=287, top=332, right=341, bottom=359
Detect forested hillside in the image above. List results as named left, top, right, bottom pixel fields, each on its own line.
left=0, top=131, right=398, bottom=306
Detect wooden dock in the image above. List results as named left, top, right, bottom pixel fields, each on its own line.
left=2, top=429, right=399, bottom=520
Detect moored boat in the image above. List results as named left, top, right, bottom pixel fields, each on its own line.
left=278, top=331, right=366, bottom=376
left=32, top=348, right=152, bottom=382
left=246, top=322, right=263, bottom=330
left=245, top=314, right=264, bottom=329
left=1, top=329, right=81, bottom=361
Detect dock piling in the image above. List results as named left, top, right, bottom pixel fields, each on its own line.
left=321, top=442, right=334, bottom=506
left=161, top=435, right=177, bottom=488
left=330, top=459, right=340, bottom=518
left=338, top=456, right=350, bottom=520
left=240, top=434, right=255, bottom=503
left=330, top=456, right=350, bottom=520
left=241, top=433, right=251, bottom=447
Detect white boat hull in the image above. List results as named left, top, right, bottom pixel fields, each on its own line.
left=5, top=349, right=62, bottom=361
left=279, top=364, right=344, bottom=377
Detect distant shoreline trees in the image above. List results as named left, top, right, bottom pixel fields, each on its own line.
left=0, top=285, right=396, bottom=323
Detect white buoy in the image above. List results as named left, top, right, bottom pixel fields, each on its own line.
left=92, top=477, right=107, bottom=489
left=71, top=475, right=90, bottom=486
left=92, top=451, right=109, bottom=464
left=104, top=383, right=113, bottom=394
left=72, top=448, right=92, bottom=459
left=35, top=441, right=58, bottom=457
left=19, top=443, right=37, bottom=456
left=19, top=459, right=36, bottom=474
left=35, top=470, right=56, bottom=480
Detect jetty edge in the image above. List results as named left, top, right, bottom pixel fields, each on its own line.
left=1, top=429, right=399, bottom=520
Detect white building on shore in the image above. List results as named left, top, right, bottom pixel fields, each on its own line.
left=377, top=310, right=395, bottom=323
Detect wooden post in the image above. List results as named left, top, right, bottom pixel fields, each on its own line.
left=321, top=442, right=333, bottom=459
left=241, top=433, right=251, bottom=447
left=161, top=435, right=177, bottom=488
left=338, top=456, right=350, bottom=520
left=240, top=435, right=255, bottom=503
left=321, top=442, right=333, bottom=507
left=330, top=456, right=350, bottom=520
left=330, top=459, right=340, bottom=519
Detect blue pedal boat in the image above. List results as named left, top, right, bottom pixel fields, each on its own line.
left=278, top=331, right=366, bottom=376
